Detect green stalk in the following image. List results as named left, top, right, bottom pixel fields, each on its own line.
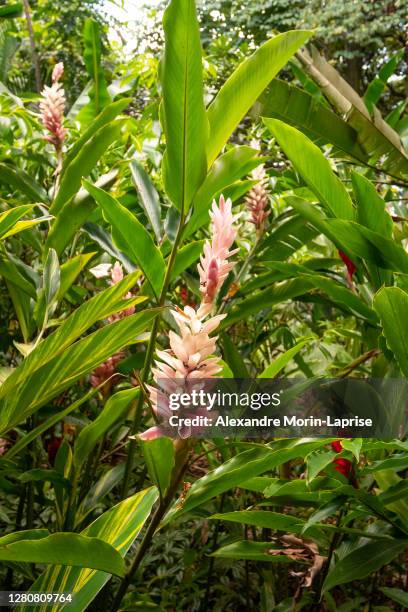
left=120, top=216, right=186, bottom=499
left=113, top=441, right=190, bottom=610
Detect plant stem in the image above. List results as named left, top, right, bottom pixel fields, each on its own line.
left=22, top=0, right=42, bottom=93
left=120, top=217, right=186, bottom=499
left=113, top=444, right=189, bottom=610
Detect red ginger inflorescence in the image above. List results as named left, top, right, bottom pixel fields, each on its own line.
left=331, top=440, right=358, bottom=487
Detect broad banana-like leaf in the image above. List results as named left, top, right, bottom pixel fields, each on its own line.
left=296, top=47, right=408, bottom=179
left=258, top=79, right=367, bottom=164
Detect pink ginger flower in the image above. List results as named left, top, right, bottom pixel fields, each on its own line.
left=108, top=262, right=135, bottom=321
left=141, top=194, right=240, bottom=441
left=0, top=438, right=8, bottom=456
left=140, top=307, right=226, bottom=440
left=39, top=62, right=66, bottom=151
left=245, top=164, right=270, bottom=236
left=197, top=195, right=239, bottom=318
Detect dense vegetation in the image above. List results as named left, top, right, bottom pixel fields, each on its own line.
left=0, top=0, right=407, bottom=610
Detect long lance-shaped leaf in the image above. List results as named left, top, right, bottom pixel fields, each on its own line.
left=0, top=205, right=34, bottom=239
left=73, top=388, right=140, bottom=470
left=84, top=181, right=166, bottom=299
left=46, top=170, right=118, bottom=255
left=163, top=439, right=334, bottom=524
left=19, top=488, right=159, bottom=612
left=50, top=119, right=125, bottom=215
left=206, top=30, right=312, bottom=167
left=374, top=287, right=408, bottom=377
left=185, top=145, right=262, bottom=238
left=160, top=0, right=208, bottom=213
left=0, top=272, right=144, bottom=402
left=0, top=533, right=125, bottom=577
left=263, top=118, right=354, bottom=220
left=62, top=100, right=130, bottom=174
left=0, top=163, right=48, bottom=202
left=0, top=307, right=160, bottom=433
left=130, top=159, right=162, bottom=241
left=322, top=539, right=408, bottom=593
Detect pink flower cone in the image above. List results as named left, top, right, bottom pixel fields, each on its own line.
left=245, top=164, right=270, bottom=236
left=141, top=194, right=240, bottom=441
left=40, top=62, right=66, bottom=152
left=197, top=195, right=239, bottom=318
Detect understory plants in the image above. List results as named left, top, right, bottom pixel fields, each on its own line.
left=0, top=0, right=407, bottom=610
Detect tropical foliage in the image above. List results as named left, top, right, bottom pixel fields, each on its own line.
left=0, top=0, right=407, bottom=610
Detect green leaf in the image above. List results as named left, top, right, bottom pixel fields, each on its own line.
left=164, top=438, right=334, bottom=523
left=297, top=47, right=408, bottom=180
left=77, top=19, right=111, bottom=125
left=22, top=488, right=158, bottom=612
left=0, top=307, right=159, bottom=434
left=0, top=163, right=48, bottom=202
left=210, top=510, right=308, bottom=535
left=18, top=468, right=69, bottom=487
left=76, top=464, right=126, bottom=525
left=259, top=211, right=319, bottom=261
left=364, top=454, right=408, bottom=473
left=259, top=79, right=366, bottom=164
left=5, top=387, right=99, bottom=460
left=221, top=333, right=249, bottom=378
left=0, top=532, right=125, bottom=576
left=374, top=287, right=408, bottom=376
left=211, top=541, right=293, bottom=563
left=322, top=539, right=408, bottom=593
left=130, top=159, right=162, bottom=241
left=46, top=170, right=118, bottom=255
left=306, top=450, right=336, bottom=485
left=50, top=120, right=125, bottom=215
left=220, top=278, right=313, bottom=330
left=0, top=530, right=49, bottom=545
left=74, top=388, right=140, bottom=470
left=185, top=146, right=262, bottom=237
left=341, top=439, right=362, bottom=462
left=141, top=437, right=175, bottom=498
left=352, top=172, right=393, bottom=237
left=84, top=181, right=166, bottom=299
left=43, top=248, right=60, bottom=308
left=207, top=30, right=312, bottom=167
left=161, top=0, right=208, bottom=213
left=170, top=240, right=204, bottom=281
left=379, top=586, right=408, bottom=607
left=58, top=252, right=95, bottom=300
left=364, top=52, right=403, bottom=114
left=0, top=3, right=23, bottom=19
left=0, top=272, right=143, bottom=401
left=0, top=205, right=35, bottom=240
left=63, top=100, right=130, bottom=173
left=263, top=118, right=354, bottom=220
left=258, top=340, right=311, bottom=378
